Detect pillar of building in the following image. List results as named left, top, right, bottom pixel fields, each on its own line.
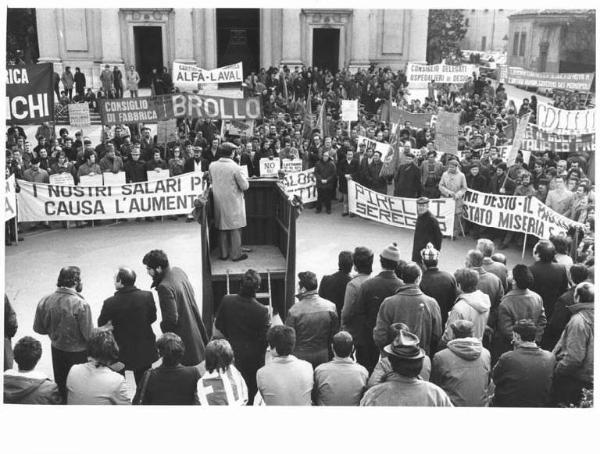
left=36, top=9, right=62, bottom=71
left=99, top=9, right=124, bottom=64
left=260, top=9, right=273, bottom=68
left=280, top=9, right=303, bottom=67
left=348, top=9, right=371, bottom=71
left=408, top=9, right=429, bottom=64
left=173, top=9, right=195, bottom=64
left=203, top=9, right=218, bottom=69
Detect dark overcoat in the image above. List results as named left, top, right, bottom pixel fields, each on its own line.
left=412, top=211, right=442, bottom=263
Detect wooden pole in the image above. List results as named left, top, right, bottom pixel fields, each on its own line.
left=521, top=233, right=528, bottom=259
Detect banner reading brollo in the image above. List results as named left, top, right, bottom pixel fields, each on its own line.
left=6, top=63, right=54, bottom=124
left=348, top=180, right=455, bottom=236
left=462, top=189, right=583, bottom=239
left=16, top=172, right=206, bottom=221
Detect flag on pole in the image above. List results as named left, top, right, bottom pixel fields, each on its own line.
left=302, top=87, right=313, bottom=140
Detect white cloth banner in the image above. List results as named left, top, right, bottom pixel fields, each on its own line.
left=5, top=174, right=17, bottom=221
left=16, top=171, right=206, bottom=222
left=357, top=136, right=391, bottom=156
left=537, top=102, right=596, bottom=133
left=280, top=169, right=317, bottom=204
left=173, top=62, right=243, bottom=89
left=462, top=189, right=583, bottom=239
left=348, top=180, right=455, bottom=236
left=406, top=62, right=479, bottom=88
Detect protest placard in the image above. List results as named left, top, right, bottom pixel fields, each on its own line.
left=223, top=119, right=255, bottom=136
left=503, top=66, right=594, bottom=91
left=103, top=172, right=127, bottom=186
left=406, top=62, right=478, bottom=88
left=462, top=189, right=583, bottom=239
left=147, top=169, right=171, bottom=181
left=357, top=136, right=391, bottom=156
left=68, top=103, right=91, bottom=126
left=49, top=173, right=75, bottom=186
left=348, top=180, right=455, bottom=236
left=16, top=171, right=206, bottom=222
left=259, top=158, right=281, bottom=177
left=435, top=111, right=460, bottom=154
left=522, top=124, right=595, bottom=153
left=341, top=100, right=358, bottom=122
left=79, top=174, right=103, bottom=187
left=173, top=62, right=243, bottom=90
left=280, top=169, right=317, bottom=204
left=6, top=63, right=55, bottom=124
left=157, top=119, right=178, bottom=145
left=5, top=175, right=17, bottom=221
left=507, top=112, right=531, bottom=166
left=281, top=159, right=303, bottom=173
left=537, top=102, right=595, bottom=133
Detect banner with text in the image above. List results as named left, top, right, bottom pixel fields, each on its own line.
left=537, top=102, right=596, bottom=133
left=462, top=189, right=583, bottom=239
left=99, top=97, right=161, bottom=125
left=280, top=169, right=317, bottom=204
left=5, top=175, right=17, bottom=221
left=68, top=103, right=91, bottom=126
left=281, top=159, right=303, bottom=173
left=502, top=66, right=594, bottom=91
left=390, top=107, right=433, bottom=130
left=348, top=180, right=455, bottom=235
left=6, top=63, right=55, bottom=124
left=522, top=124, right=595, bottom=153
left=16, top=172, right=206, bottom=222
left=406, top=62, right=478, bottom=88
left=357, top=136, right=391, bottom=156
left=173, top=62, right=243, bottom=90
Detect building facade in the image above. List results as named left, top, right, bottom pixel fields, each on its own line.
left=36, top=8, right=429, bottom=89
left=461, top=9, right=514, bottom=52
left=507, top=9, right=595, bottom=73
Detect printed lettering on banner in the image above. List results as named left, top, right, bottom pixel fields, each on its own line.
left=280, top=169, right=317, bottom=204
left=68, top=103, right=91, bottom=126
left=99, top=97, right=160, bottom=125
left=281, top=159, right=303, bottom=173
left=173, top=62, right=244, bottom=89
left=341, top=100, right=358, bottom=122
left=259, top=158, right=281, bottom=177
left=357, top=136, right=391, bottom=156
left=522, top=124, right=595, bottom=154
left=79, top=174, right=103, bottom=187
left=348, top=180, right=455, bottom=236
left=461, top=189, right=583, bottom=239
left=5, top=175, right=17, bottom=221
left=504, top=66, right=594, bottom=91
left=103, top=172, right=126, bottom=186
left=49, top=173, right=75, bottom=186
left=6, top=63, right=55, bottom=124
left=406, top=62, right=478, bottom=88
left=147, top=169, right=171, bottom=182
left=16, top=171, right=206, bottom=222
left=537, top=103, right=596, bottom=133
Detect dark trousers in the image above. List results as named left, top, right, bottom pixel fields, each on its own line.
left=552, top=375, right=592, bottom=407
left=237, top=363, right=260, bottom=406
left=316, top=187, right=333, bottom=212
left=51, top=346, right=88, bottom=400
left=119, top=365, right=152, bottom=387
left=66, top=88, right=73, bottom=100
left=356, top=342, right=380, bottom=375
left=115, top=85, right=123, bottom=98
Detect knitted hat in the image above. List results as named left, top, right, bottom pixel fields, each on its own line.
left=420, top=243, right=440, bottom=262
left=381, top=242, right=401, bottom=262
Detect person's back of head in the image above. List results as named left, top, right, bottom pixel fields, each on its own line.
left=57, top=266, right=81, bottom=289
left=205, top=339, right=234, bottom=373
left=491, top=253, right=506, bottom=265
left=466, top=249, right=484, bottom=268
left=454, top=267, right=479, bottom=293
left=338, top=251, right=353, bottom=274
left=533, top=240, right=555, bottom=263
left=116, top=267, right=136, bottom=287
left=332, top=331, right=354, bottom=358
left=380, top=242, right=401, bottom=271
left=513, top=319, right=537, bottom=342
left=353, top=246, right=374, bottom=275
left=87, top=329, right=119, bottom=366
left=267, top=325, right=296, bottom=357
left=420, top=243, right=440, bottom=269
left=157, top=332, right=185, bottom=367
left=298, top=271, right=318, bottom=291
left=574, top=282, right=594, bottom=304
left=13, top=336, right=42, bottom=372
left=239, top=269, right=261, bottom=298
left=450, top=320, right=474, bottom=339
left=512, top=264, right=534, bottom=290
left=476, top=238, right=495, bottom=258
left=550, top=235, right=570, bottom=256
left=143, top=249, right=169, bottom=270
left=570, top=264, right=589, bottom=285
left=400, top=261, right=422, bottom=284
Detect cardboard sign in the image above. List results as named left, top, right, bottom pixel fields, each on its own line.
left=341, top=100, right=358, bottom=122
left=348, top=180, right=455, bottom=236
left=103, top=172, right=127, bottom=186
left=462, top=189, right=583, bottom=239
left=259, top=158, right=281, bottom=177
left=537, top=103, right=595, bottom=133
left=49, top=173, right=75, bottom=186
left=281, top=159, right=303, bottom=173
left=146, top=169, right=171, bottom=181
left=68, top=103, right=91, bottom=126
left=16, top=171, right=206, bottom=221
left=5, top=174, right=17, bottom=221
left=157, top=119, right=178, bottom=144
left=79, top=174, right=103, bottom=187
left=280, top=169, right=317, bottom=203
left=435, top=111, right=460, bottom=154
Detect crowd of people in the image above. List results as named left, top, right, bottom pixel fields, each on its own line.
left=3, top=236, right=594, bottom=406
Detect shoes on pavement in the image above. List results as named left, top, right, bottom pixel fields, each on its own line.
left=232, top=254, right=248, bottom=262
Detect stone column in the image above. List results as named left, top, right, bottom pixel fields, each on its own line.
left=348, top=9, right=371, bottom=72
left=36, top=9, right=62, bottom=70
left=280, top=9, right=303, bottom=67
left=260, top=9, right=273, bottom=68
left=203, top=9, right=218, bottom=68
left=408, top=10, right=429, bottom=64
left=100, top=9, right=123, bottom=64
left=173, top=9, right=195, bottom=64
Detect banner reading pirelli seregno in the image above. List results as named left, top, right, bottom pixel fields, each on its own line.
left=462, top=189, right=583, bottom=239
left=16, top=171, right=206, bottom=221
left=348, top=180, right=455, bottom=236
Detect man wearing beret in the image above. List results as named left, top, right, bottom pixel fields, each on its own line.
left=412, top=197, right=442, bottom=265
left=360, top=330, right=452, bottom=406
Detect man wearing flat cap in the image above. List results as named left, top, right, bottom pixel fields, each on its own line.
left=360, top=330, right=452, bottom=406
left=412, top=197, right=442, bottom=265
